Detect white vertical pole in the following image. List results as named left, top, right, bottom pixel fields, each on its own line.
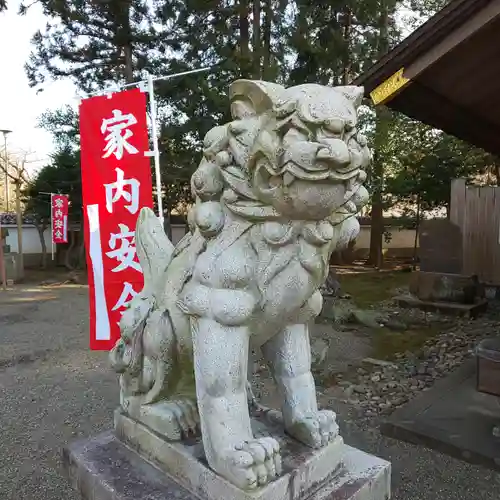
left=50, top=193, right=55, bottom=261
left=146, top=72, right=164, bottom=225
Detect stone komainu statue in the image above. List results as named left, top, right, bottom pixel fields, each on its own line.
left=110, top=79, right=370, bottom=490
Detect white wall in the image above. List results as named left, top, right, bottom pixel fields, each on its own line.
left=5, top=223, right=415, bottom=254
left=4, top=224, right=188, bottom=254
left=5, top=224, right=414, bottom=254
left=4, top=224, right=50, bottom=253
left=355, top=225, right=418, bottom=249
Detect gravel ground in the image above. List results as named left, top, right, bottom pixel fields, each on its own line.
left=1, top=284, right=500, bottom=500
left=0, top=284, right=117, bottom=500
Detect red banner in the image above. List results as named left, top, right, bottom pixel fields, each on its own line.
left=51, top=194, right=69, bottom=244
left=79, top=88, right=154, bottom=351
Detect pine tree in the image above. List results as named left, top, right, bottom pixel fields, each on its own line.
left=152, top=0, right=292, bottom=143
left=22, top=0, right=188, bottom=220
left=287, top=0, right=401, bottom=87
left=24, top=147, right=82, bottom=268
left=148, top=0, right=293, bottom=221
left=366, top=1, right=395, bottom=267
left=23, top=0, right=159, bottom=92
left=25, top=0, right=464, bottom=250
left=365, top=0, right=451, bottom=266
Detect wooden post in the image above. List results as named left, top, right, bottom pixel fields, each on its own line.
left=15, top=179, right=24, bottom=280
left=450, top=178, right=467, bottom=275
left=450, top=178, right=466, bottom=226
left=0, top=219, right=6, bottom=290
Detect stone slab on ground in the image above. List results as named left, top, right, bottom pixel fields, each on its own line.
left=381, top=360, right=500, bottom=471
left=63, top=431, right=390, bottom=500
left=394, top=295, right=488, bottom=318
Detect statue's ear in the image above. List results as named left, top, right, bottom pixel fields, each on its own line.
left=336, top=86, right=364, bottom=109
left=229, top=80, right=285, bottom=119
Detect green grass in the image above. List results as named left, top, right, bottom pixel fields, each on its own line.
left=337, top=269, right=449, bottom=360
left=339, top=270, right=413, bottom=309
left=371, top=325, right=443, bottom=360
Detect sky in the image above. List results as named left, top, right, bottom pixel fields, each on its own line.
left=0, top=0, right=76, bottom=170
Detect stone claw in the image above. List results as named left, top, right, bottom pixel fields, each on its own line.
left=221, top=437, right=281, bottom=490
left=286, top=410, right=338, bottom=449
left=165, top=399, right=200, bottom=438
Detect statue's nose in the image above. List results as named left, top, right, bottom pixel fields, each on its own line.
left=316, top=138, right=350, bottom=166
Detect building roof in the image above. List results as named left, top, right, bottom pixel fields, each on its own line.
left=0, top=212, right=38, bottom=225
left=353, top=0, right=500, bottom=155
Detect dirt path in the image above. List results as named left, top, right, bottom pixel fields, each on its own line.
left=0, top=284, right=499, bottom=500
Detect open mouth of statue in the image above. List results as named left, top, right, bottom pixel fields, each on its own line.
left=276, top=160, right=361, bottom=184
left=272, top=139, right=363, bottom=185
left=276, top=157, right=360, bottom=186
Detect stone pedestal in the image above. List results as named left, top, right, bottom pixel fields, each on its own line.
left=419, top=219, right=463, bottom=274
left=63, top=411, right=391, bottom=500
left=3, top=252, right=18, bottom=282
left=409, top=271, right=483, bottom=304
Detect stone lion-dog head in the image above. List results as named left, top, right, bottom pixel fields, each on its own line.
left=190, top=80, right=370, bottom=241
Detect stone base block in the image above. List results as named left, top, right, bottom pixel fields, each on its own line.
left=3, top=253, right=18, bottom=281
left=394, top=295, right=488, bottom=318
left=409, top=271, right=482, bottom=304
left=114, top=408, right=345, bottom=500
left=63, top=431, right=391, bottom=500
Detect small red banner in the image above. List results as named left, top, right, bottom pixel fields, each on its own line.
left=51, top=194, right=69, bottom=244
left=79, top=88, right=154, bottom=351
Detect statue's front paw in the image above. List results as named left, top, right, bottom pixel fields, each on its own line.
left=286, top=410, right=339, bottom=449
left=166, top=399, right=200, bottom=437
left=220, top=438, right=282, bottom=490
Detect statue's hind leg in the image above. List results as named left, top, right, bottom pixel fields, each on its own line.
left=192, top=317, right=281, bottom=490
left=262, top=323, right=339, bottom=448
left=121, top=310, right=200, bottom=441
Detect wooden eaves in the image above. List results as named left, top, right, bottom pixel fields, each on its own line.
left=353, top=0, right=500, bottom=155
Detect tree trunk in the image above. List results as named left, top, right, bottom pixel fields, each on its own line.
left=252, top=0, right=261, bottom=79
left=239, top=0, right=251, bottom=77
left=262, top=0, right=272, bottom=79
left=366, top=104, right=391, bottom=268
left=0, top=226, right=6, bottom=290
left=35, top=220, right=48, bottom=269
left=15, top=180, right=24, bottom=280
left=77, top=231, right=86, bottom=270
left=367, top=192, right=384, bottom=267
left=114, top=0, right=134, bottom=84
left=123, top=44, right=134, bottom=83
left=341, top=8, right=352, bottom=85
left=367, top=4, right=390, bottom=268
left=494, top=161, right=500, bottom=186
left=65, top=229, right=76, bottom=270
left=413, top=193, right=421, bottom=268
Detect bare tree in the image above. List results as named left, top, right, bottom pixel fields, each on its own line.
left=0, top=149, right=35, bottom=280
